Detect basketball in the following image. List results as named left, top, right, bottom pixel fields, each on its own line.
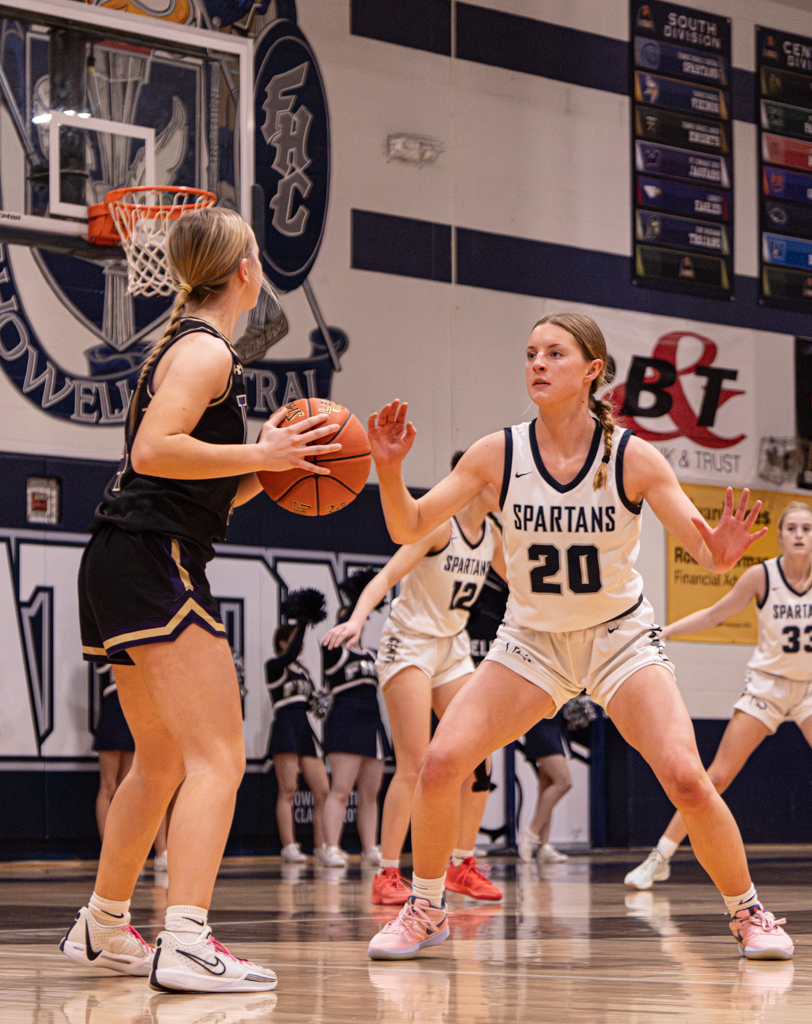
left=259, top=398, right=372, bottom=516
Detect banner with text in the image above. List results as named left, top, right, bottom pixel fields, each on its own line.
left=666, top=482, right=804, bottom=643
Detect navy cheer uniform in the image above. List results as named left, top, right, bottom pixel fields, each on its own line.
left=266, top=624, right=319, bottom=758
left=322, top=646, right=386, bottom=759
left=79, top=319, right=247, bottom=666
left=92, top=667, right=135, bottom=752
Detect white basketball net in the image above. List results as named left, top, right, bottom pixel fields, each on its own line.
left=108, top=187, right=216, bottom=297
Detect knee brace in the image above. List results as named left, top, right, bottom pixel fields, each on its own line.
left=472, top=759, right=496, bottom=792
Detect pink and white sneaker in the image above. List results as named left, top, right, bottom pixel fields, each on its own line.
left=367, top=896, right=449, bottom=960
left=60, top=906, right=154, bottom=976
left=729, top=906, right=794, bottom=960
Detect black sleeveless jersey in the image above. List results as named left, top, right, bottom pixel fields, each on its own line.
left=266, top=662, right=314, bottom=709
left=465, top=568, right=509, bottom=663
left=322, top=646, right=378, bottom=696
left=92, top=318, right=248, bottom=560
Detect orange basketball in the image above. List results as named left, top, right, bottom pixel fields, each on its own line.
left=259, top=398, right=372, bottom=516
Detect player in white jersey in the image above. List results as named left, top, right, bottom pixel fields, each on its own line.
left=365, top=312, right=793, bottom=962
left=323, top=456, right=506, bottom=906
left=626, top=501, right=812, bottom=892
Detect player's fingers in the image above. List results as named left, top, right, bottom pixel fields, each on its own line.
left=721, top=486, right=734, bottom=518
left=744, top=499, right=763, bottom=528
left=377, top=400, right=398, bottom=424
left=744, top=526, right=769, bottom=547
left=267, top=406, right=289, bottom=426
left=406, top=422, right=417, bottom=439
left=297, top=422, right=340, bottom=442
left=394, top=401, right=409, bottom=427
left=289, top=412, right=331, bottom=434
left=734, top=488, right=750, bottom=519
left=301, top=442, right=342, bottom=457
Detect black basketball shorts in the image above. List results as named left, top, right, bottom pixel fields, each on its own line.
left=79, top=524, right=228, bottom=665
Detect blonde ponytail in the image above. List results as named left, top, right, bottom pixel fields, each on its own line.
left=126, top=207, right=254, bottom=435
left=590, top=396, right=616, bottom=490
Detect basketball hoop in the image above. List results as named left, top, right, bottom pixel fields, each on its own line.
left=87, top=186, right=217, bottom=297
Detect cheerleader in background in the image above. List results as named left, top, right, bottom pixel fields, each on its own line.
left=265, top=589, right=331, bottom=865
left=319, top=569, right=388, bottom=868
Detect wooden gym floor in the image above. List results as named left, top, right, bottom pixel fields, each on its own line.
left=0, top=848, right=809, bottom=1023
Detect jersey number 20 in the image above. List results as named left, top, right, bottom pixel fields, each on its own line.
left=528, top=543, right=602, bottom=595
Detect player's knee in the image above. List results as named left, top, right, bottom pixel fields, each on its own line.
left=706, top=764, right=735, bottom=793
left=667, top=761, right=712, bottom=808
left=420, top=745, right=469, bottom=791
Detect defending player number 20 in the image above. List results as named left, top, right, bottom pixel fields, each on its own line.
left=529, top=543, right=602, bottom=595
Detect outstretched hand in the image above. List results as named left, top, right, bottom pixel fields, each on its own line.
left=368, top=400, right=416, bottom=470
left=256, top=406, right=341, bottom=474
left=692, top=487, right=767, bottom=573
left=322, top=619, right=362, bottom=650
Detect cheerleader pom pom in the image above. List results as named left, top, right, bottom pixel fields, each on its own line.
left=281, top=587, right=327, bottom=625
left=339, top=567, right=386, bottom=611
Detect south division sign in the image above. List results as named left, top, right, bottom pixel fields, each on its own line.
left=758, top=27, right=812, bottom=311
left=630, top=1, right=733, bottom=297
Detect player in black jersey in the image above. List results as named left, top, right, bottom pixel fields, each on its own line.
left=61, top=207, right=342, bottom=994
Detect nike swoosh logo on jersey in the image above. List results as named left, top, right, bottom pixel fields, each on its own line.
left=179, top=950, right=227, bottom=975
left=515, top=471, right=532, bottom=477
left=85, top=923, right=103, bottom=961
left=608, top=624, right=620, bottom=633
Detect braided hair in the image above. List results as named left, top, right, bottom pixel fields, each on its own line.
left=534, top=313, right=615, bottom=490
left=126, top=206, right=255, bottom=434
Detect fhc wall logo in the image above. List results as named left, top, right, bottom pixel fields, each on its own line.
left=606, top=329, right=751, bottom=480
left=254, top=19, right=330, bottom=292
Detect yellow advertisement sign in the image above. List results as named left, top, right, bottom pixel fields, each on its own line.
left=667, top=484, right=807, bottom=644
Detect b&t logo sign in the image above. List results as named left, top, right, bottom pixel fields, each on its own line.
left=254, top=18, right=330, bottom=293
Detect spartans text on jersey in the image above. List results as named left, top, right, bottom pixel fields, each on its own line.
left=512, top=504, right=616, bottom=533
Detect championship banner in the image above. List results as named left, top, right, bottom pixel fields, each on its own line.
left=636, top=175, right=731, bottom=219
left=761, top=99, right=812, bottom=140
left=635, top=211, right=730, bottom=255
left=633, top=71, right=728, bottom=118
left=635, top=107, right=730, bottom=154
left=762, top=165, right=812, bottom=204
left=631, top=1, right=733, bottom=296
left=763, top=232, right=812, bottom=271
left=635, top=140, right=730, bottom=187
left=758, top=27, right=812, bottom=309
left=762, top=132, right=812, bottom=171
left=666, top=483, right=800, bottom=644
left=764, top=197, right=812, bottom=236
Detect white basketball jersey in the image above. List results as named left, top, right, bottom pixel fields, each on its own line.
left=748, top=557, right=812, bottom=680
left=501, top=420, right=644, bottom=632
left=388, top=517, right=497, bottom=638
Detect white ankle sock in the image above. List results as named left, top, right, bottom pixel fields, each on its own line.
left=723, top=886, right=760, bottom=917
left=88, top=892, right=130, bottom=927
left=411, top=873, right=446, bottom=906
left=165, top=905, right=209, bottom=944
left=451, top=848, right=474, bottom=867
left=380, top=858, right=399, bottom=870
left=656, top=836, right=679, bottom=860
